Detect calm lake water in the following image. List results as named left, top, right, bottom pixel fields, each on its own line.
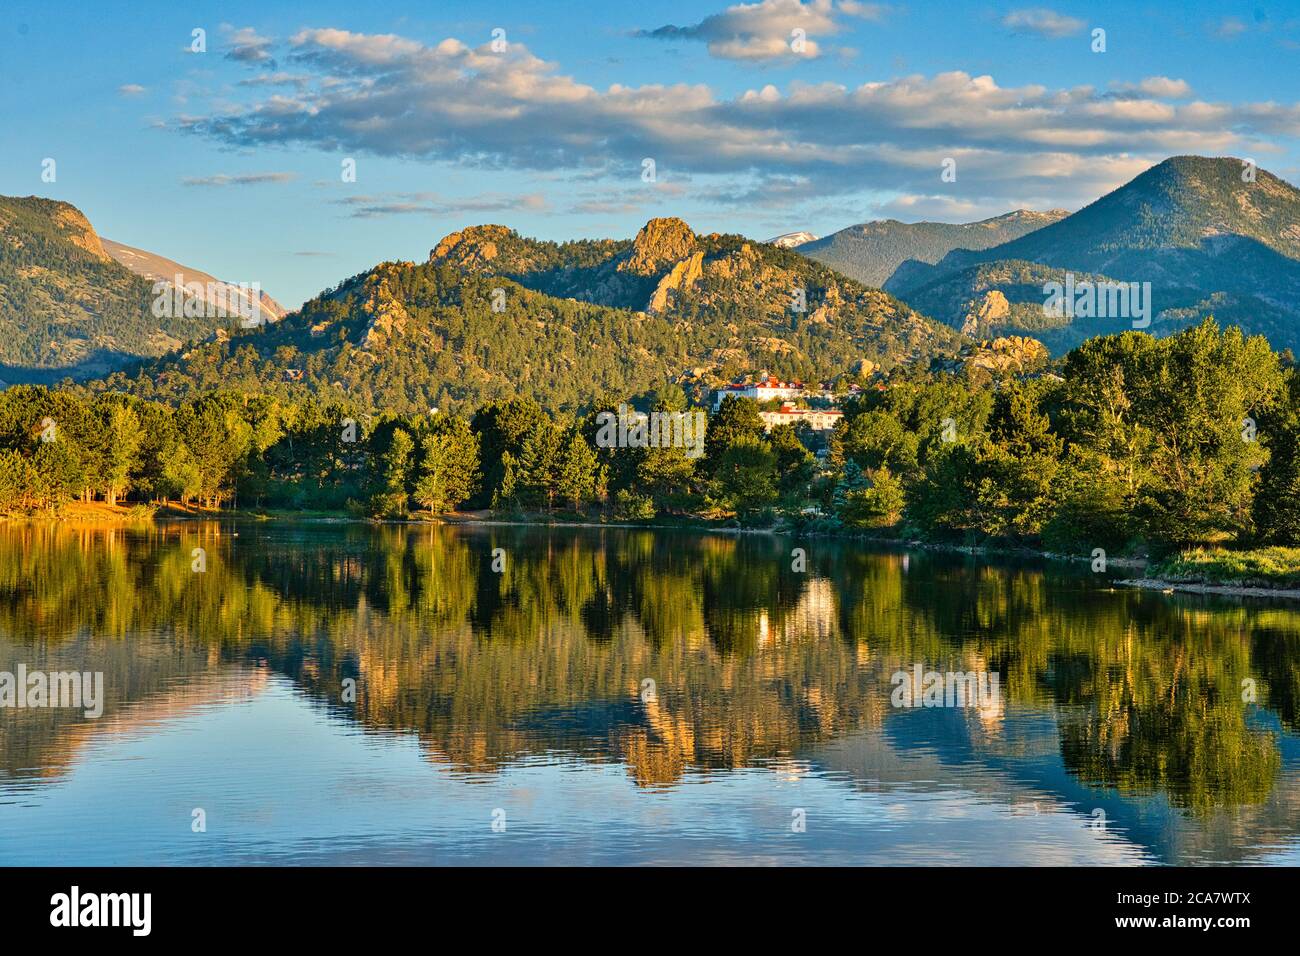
left=2, top=521, right=1299, bottom=866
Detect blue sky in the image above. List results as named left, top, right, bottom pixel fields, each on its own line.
left=3, top=0, right=1299, bottom=307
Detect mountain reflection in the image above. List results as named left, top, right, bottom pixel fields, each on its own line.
left=2, top=522, right=1300, bottom=862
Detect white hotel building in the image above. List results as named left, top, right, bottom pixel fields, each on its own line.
left=759, top=403, right=843, bottom=432
left=711, top=375, right=806, bottom=408
left=710, top=377, right=844, bottom=433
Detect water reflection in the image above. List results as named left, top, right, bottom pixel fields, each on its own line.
left=1, top=522, right=1299, bottom=865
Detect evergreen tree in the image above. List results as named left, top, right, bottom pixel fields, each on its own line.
left=517, top=420, right=563, bottom=509
left=834, top=460, right=905, bottom=528
left=473, top=398, right=549, bottom=506
left=555, top=427, right=599, bottom=510
left=493, top=450, right=520, bottom=510
left=1254, top=371, right=1300, bottom=543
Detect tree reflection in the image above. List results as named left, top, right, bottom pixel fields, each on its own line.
left=1, top=522, right=1298, bottom=811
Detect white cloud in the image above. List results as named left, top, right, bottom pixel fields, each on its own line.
left=176, top=28, right=1300, bottom=212
left=182, top=172, right=298, bottom=187
left=1111, top=77, right=1193, bottom=99
left=1001, top=8, right=1086, bottom=39
left=838, top=2, right=890, bottom=20
left=1213, top=16, right=1249, bottom=39
left=223, top=25, right=276, bottom=65
left=118, top=84, right=147, bottom=96
left=238, top=72, right=312, bottom=89
left=334, top=191, right=549, bottom=218
left=874, top=194, right=1011, bottom=222
left=637, top=0, right=863, bottom=62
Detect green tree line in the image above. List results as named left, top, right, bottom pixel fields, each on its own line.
left=5, top=318, right=1300, bottom=554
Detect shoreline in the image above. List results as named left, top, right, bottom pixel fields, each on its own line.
left=26, top=504, right=1300, bottom=600
left=1117, top=577, right=1300, bottom=601
left=2, top=502, right=1152, bottom=571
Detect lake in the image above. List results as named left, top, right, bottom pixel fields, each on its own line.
left=2, top=521, right=1299, bottom=866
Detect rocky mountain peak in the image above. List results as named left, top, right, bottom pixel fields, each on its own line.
left=0, top=198, right=113, bottom=262
left=0, top=198, right=108, bottom=262
left=429, top=225, right=515, bottom=266
left=50, top=204, right=109, bottom=261
left=619, top=217, right=697, bottom=276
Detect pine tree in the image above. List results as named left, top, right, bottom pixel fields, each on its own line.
left=555, top=428, right=598, bottom=510
left=517, top=421, right=562, bottom=509
left=493, top=450, right=519, bottom=510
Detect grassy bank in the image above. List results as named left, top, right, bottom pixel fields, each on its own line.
left=1, top=502, right=360, bottom=524
left=0, top=501, right=160, bottom=523
left=1147, top=546, right=1300, bottom=589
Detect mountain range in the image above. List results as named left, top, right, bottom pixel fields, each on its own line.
left=882, top=156, right=1300, bottom=353
left=91, top=216, right=960, bottom=414
left=765, top=231, right=818, bottom=248
left=800, top=209, right=1069, bottom=288
left=5, top=153, right=1300, bottom=407
left=101, top=238, right=287, bottom=324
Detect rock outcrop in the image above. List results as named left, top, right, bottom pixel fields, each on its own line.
left=648, top=251, right=704, bottom=313
left=429, top=225, right=515, bottom=268
left=935, top=335, right=1049, bottom=376
left=356, top=268, right=412, bottom=350
left=618, top=217, right=696, bottom=276
left=51, top=205, right=110, bottom=261
left=960, top=290, right=1010, bottom=335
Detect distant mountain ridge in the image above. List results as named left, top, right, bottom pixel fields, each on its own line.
left=101, top=239, right=288, bottom=323
left=765, top=231, right=817, bottom=248
left=800, top=209, right=1068, bottom=288
left=885, top=156, right=1300, bottom=353
left=19, top=153, right=1300, bottom=406
left=0, top=195, right=245, bottom=383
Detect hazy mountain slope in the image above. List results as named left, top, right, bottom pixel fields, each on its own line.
left=799, top=209, right=1067, bottom=289
left=968, top=156, right=1300, bottom=268
left=898, top=258, right=1148, bottom=353
left=886, top=157, right=1300, bottom=354
left=0, top=196, right=240, bottom=383
left=90, top=217, right=964, bottom=414
left=101, top=238, right=288, bottom=322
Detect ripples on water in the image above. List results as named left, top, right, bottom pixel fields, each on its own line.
left=1, top=521, right=1299, bottom=866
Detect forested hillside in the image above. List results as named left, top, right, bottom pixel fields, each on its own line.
left=0, top=195, right=238, bottom=381
left=89, top=218, right=963, bottom=415
left=801, top=209, right=1066, bottom=288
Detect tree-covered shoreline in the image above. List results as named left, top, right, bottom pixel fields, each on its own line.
left=5, top=318, right=1300, bottom=571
